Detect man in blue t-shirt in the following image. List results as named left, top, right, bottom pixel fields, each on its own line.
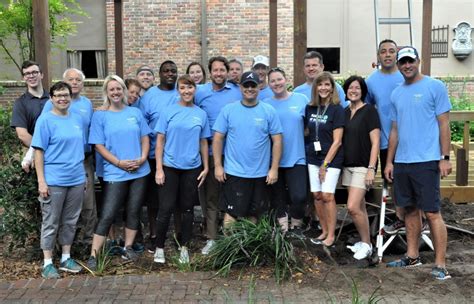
left=384, top=46, right=452, bottom=280
left=251, top=55, right=273, bottom=100
left=213, top=71, right=283, bottom=229
left=195, top=56, right=242, bottom=255
left=138, top=60, right=178, bottom=252
left=293, top=51, right=347, bottom=108
left=365, top=39, right=407, bottom=234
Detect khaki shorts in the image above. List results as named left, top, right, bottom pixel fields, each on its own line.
left=342, top=167, right=369, bottom=190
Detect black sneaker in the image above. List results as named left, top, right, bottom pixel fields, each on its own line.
left=288, top=227, right=306, bottom=239
left=383, top=219, right=405, bottom=235
left=132, top=242, right=145, bottom=253
left=146, top=236, right=157, bottom=253
left=386, top=256, right=422, bottom=268
left=86, top=256, right=97, bottom=271
left=121, top=246, right=139, bottom=262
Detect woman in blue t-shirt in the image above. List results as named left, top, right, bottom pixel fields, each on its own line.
left=153, top=75, right=210, bottom=264
left=304, top=72, right=345, bottom=248
left=32, top=81, right=86, bottom=279
left=264, top=67, right=308, bottom=234
left=87, top=75, right=152, bottom=269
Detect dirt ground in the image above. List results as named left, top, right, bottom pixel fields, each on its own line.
left=1, top=200, right=473, bottom=303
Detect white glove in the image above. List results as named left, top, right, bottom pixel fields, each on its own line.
left=21, top=146, right=35, bottom=173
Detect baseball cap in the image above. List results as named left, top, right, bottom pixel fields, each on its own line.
left=136, top=65, right=154, bottom=76
left=252, top=55, right=269, bottom=68
left=240, top=71, right=260, bottom=86
left=397, top=46, right=419, bottom=62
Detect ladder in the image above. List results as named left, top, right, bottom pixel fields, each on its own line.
left=374, top=0, right=414, bottom=52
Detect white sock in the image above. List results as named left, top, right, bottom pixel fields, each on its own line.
left=60, top=253, right=71, bottom=263
left=43, top=258, right=53, bottom=268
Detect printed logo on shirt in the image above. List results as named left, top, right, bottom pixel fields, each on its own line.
left=79, top=109, right=87, bottom=113
left=413, top=94, right=423, bottom=102
left=126, top=117, right=138, bottom=124
left=289, top=106, right=299, bottom=112
left=309, top=113, right=328, bottom=124
left=191, top=116, right=202, bottom=125
left=254, top=117, right=265, bottom=126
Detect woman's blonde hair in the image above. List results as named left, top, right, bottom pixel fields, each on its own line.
left=309, top=71, right=340, bottom=107
left=102, top=75, right=128, bottom=107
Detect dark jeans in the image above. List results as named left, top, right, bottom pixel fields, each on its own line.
left=95, top=176, right=148, bottom=236
left=155, top=166, right=201, bottom=248
left=270, top=165, right=308, bottom=219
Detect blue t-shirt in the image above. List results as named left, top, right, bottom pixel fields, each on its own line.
left=213, top=101, right=283, bottom=178
left=390, top=76, right=451, bottom=163
left=304, top=103, right=345, bottom=169
left=365, top=70, right=404, bottom=149
left=42, top=95, right=93, bottom=153
left=258, top=85, right=274, bottom=100
left=138, top=86, right=178, bottom=158
left=195, top=82, right=242, bottom=130
left=89, top=107, right=152, bottom=182
left=32, top=111, right=85, bottom=187
left=263, top=93, right=308, bottom=167
left=155, top=103, right=211, bottom=169
left=293, top=82, right=348, bottom=108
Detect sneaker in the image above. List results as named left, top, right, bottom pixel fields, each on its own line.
left=179, top=247, right=190, bottom=264
left=146, top=236, right=157, bottom=253
left=431, top=266, right=451, bottom=280
left=106, top=240, right=123, bottom=256
left=42, top=264, right=60, bottom=279
left=353, top=242, right=373, bottom=260
left=59, top=258, right=82, bottom=273
left=132, top=242, right=145, bottom=253
left=383, top=219, right=406, bottom=235
left=154, top=248, right=165, bottom=264
left=386, top=256, right=422, bottom=268
left=288, top=227, right=306, bottom=239
left=201, top=240, right=216, bottom=255
left=121, top=246, right=139, bottom=261
left=87, top=256, right=97, bottom=271
left=346, top=241, right=363, bottom=253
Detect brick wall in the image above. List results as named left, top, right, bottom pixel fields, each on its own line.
left=105, top=0, right=295, bottom=83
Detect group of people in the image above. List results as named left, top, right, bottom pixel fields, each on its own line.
left=10, top=39, right=452, bottom=281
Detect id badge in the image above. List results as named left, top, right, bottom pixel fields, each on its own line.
left=313, top=141, right=322, bottom=152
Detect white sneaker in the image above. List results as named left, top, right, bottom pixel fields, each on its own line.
left=201, top=240, right=215, bottom=255
left=179, top=247, right=189, bottom=264
left=153, top=248, right=165, bottom=264
left=346, top=241, right=363, bottom=253
left=353, top=242, right=372, bottom=260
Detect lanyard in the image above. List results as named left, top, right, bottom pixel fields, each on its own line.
left=314, top=105, right=329, bottom=141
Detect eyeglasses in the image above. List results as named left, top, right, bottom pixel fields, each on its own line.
left=242, top=82, right=258, bottom=89
left=22, top=70, right=40, bottom=77
left=52, top=93, right=71, bottom=99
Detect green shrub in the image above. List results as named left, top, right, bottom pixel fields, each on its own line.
left=450, top=94, right=474, bottom=142
left=199, top=215, right=303, bottom=283
left=0, top=105, right=40, bottom=253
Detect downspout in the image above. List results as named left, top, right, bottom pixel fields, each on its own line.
left=201, top=0, right=208, bottom=67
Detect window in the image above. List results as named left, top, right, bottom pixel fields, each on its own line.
left=431, top=25, right=449, bottom=58
left=67, top=50, right=107, bottom=78
left=308, top=47, right=341, bottom=74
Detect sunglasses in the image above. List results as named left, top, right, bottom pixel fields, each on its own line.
left=242, top=82, right=258, bottom=89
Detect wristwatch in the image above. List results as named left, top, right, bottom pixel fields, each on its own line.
left=441, top=155, right=450, bottom=161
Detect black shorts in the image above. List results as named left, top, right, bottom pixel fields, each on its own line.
left=220, top=174, right=268, bottom=218
left=393, top=161, right=441, bottom=212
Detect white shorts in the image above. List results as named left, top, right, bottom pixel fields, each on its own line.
left=308, top=164, right=341, bottom=194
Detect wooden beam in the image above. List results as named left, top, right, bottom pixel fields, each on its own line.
left=293, top=0, right=306, bottom=88
left=421, top=0, right=432, bottom=75
left=32, top=0, right=51, bottom=89
left=114, top=0, right=124, bottom=77
left=269, top=0, right=277, bottom=67
left=440, top=186, right=474, bottom=203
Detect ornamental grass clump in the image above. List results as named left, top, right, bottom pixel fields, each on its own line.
left=201, top=215, right=303, bottom=283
